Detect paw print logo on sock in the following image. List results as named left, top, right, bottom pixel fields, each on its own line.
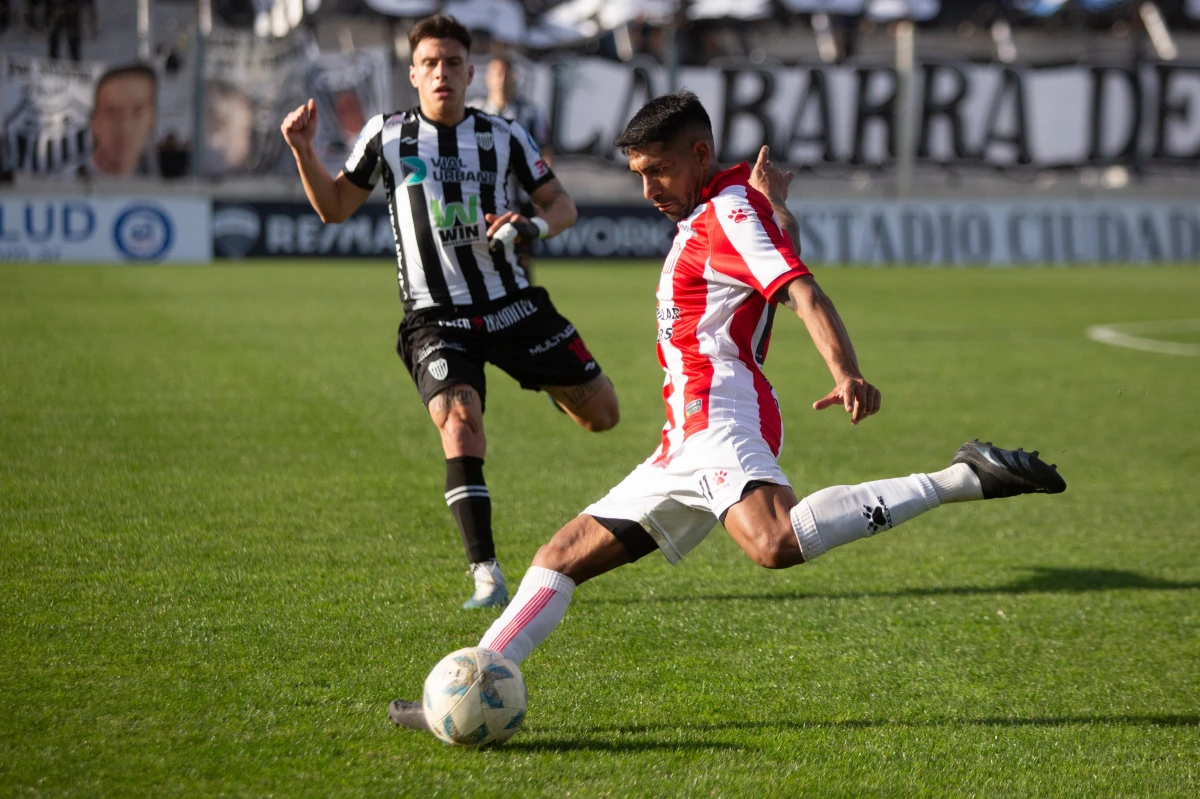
left=727, top=208, right=749, bottom=224
left=713, top=470, right=728, bottom=487
left=862, top=495, right=893, bottom=534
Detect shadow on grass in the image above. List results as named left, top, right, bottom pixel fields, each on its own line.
left=581, top=713, right=1200, bottom=737
left=497, top=714, right=1197, bottom=753
left=503, top=737, right=743, bottom=753
left=580, top=568, right=1200, bottom=606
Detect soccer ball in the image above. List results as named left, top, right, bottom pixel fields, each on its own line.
left=423, top=647, right=527, bottom=746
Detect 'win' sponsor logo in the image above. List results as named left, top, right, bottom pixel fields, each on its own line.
left=429, top=196, right=478, bottom=228
left=429, top=196, right=482, bottom=245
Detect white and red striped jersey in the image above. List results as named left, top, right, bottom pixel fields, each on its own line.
left=652, top=163, right=809, bottom=465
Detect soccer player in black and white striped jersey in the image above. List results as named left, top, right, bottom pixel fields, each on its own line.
left=472, top=55, right=554, bottom=280
left=280, top=15, right=620, bottom=610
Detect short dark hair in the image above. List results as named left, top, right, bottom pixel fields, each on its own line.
left=408, top=14, right=472, bottom=56
left=94, top=63, right=156, bottom=104
left=615, top=91, right=712, bottom=155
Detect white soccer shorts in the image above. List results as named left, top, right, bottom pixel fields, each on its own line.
left=582, top=424, right=790, bottom=564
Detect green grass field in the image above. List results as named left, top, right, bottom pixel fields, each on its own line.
left=2, top=262, right=1198, bottom=797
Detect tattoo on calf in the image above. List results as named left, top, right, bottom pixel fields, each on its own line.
left=558, top=378, right=605, bottom=409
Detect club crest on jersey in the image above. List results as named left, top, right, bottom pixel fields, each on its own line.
left=428, top=358, right=449, bottom=381
left=399, top=156, right=426, bottom=185
left=684, top=399, right=703, bottom=418
left=475, top=131, right=494, bottom=151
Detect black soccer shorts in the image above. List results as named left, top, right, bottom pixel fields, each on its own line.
left=397, top=286, right=603, bottom=411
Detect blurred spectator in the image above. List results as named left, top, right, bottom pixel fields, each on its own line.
left=333, top=89, right=368, bottom=142
left=157, top=132, right=189, bottom=179
left=85, top=64, right=157, bottom=178
left=47, top=0, right=96, bottom=62
left=204, top=80, right=256, bottom=175
left=472, top=54, right=554, bottom=277
left=475, top=55, right=553, bottom=161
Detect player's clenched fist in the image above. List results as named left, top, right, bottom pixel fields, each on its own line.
left=281, top=98, right=319, bottom=150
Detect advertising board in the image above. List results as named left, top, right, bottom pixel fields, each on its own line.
left=0, top=196, right=212, bottom=263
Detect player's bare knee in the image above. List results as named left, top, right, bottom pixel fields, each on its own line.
left=532, top=538, right=584, bottom=578
left=742, top=525, right=802, bottom=570
left=749, top=541, right=787, bottom=570
left=441, top=408, right=480, bottom=436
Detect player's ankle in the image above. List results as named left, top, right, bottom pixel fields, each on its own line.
left=927, top=463, right=983, bottom=504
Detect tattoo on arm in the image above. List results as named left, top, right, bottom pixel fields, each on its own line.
left=531, top=180, right=568, bottom=211
left=774, top=207, right=801, bottom=257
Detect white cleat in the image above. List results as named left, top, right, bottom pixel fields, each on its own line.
left=463, top=559, right=508, bottom=609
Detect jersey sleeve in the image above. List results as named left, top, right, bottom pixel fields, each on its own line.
left=706, top=190, right=809, bottom=300
left=341, top=113, right=385, bottom=190
left=508, top=119, right=555, bottom=196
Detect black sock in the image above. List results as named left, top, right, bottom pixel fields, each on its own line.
left=444, top=456, right=494, bottom=563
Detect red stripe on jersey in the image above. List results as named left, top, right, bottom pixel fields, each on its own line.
left=728, top=293, right=783, bottom=455
left=653, top=376, right=674, bottom=465
left=675, top=207, right=717, bottom=440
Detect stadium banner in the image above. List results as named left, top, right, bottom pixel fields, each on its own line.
left=200, top=30, right=391, bottom=178
left=0, top=55, right=108, bottom=178
left=211, top=200, right=675, bottom=260
left=0, top=196, right=212, bottom=264
left=536, top=57, right=1200, bottom=170
left=1, top=40, right=390, bottom=182
left=212, top=200, right=395, bottom=259
left=212, top=199, right=1200, bottom=265
left=787, top=200, right=1200, bottom=265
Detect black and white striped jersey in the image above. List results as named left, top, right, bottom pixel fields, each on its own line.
left=341, top=107, right=555, bottom=313
left=472, top=98, right=551, bottom=208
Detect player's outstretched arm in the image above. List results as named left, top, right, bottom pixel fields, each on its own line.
left=779, top=276, right=881, bottom=425
left=280, top=99, right=371, bottom=224
left=750, top=145, right=801, bottom=257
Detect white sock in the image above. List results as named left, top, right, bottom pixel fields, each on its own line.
left=789, top=473, right=940, bottom=562
left=478, top=566, right=575, bottom=664
left=926, top=463, right=983, bottom=504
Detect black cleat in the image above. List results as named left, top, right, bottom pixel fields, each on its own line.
left=388, top=698, right=431, bottom=731
left=952, top=439, right=1066, bottom=499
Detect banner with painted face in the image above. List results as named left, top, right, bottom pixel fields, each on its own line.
left=0, top=55, right=116, bottom=178
left=1, top=35, right=392, bottom=182
left=198, top=30, right=392, bottom=178
left=306, top=50, right=392, bottom=177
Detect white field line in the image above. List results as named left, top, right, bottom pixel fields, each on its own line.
left=1086, top=320, right=1200, bottom=357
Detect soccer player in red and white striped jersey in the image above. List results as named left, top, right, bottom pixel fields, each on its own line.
left=389, top=93, right=1065, bottom=730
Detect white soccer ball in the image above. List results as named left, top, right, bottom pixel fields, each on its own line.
left=423, top=647, right=527, bottom=746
